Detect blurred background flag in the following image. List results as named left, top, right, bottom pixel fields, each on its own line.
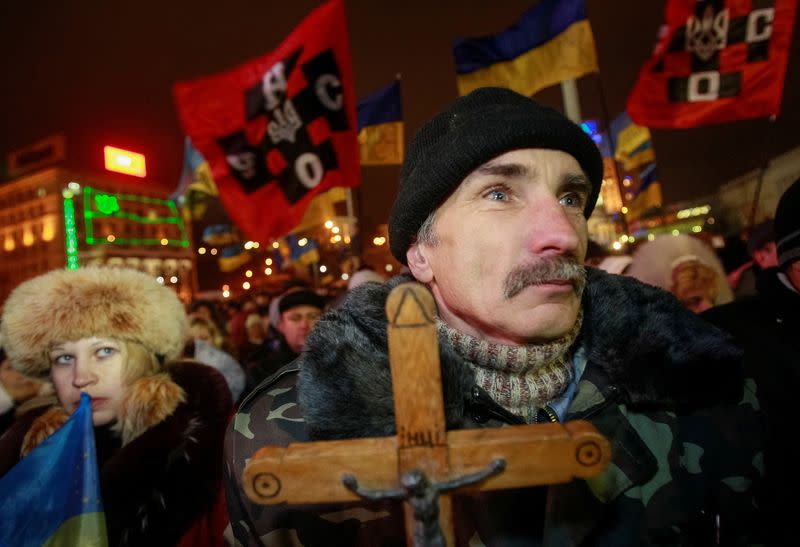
left=218, top=243, right=251, bottom=272
left=285, top=234, right=320, bottom=266
left=202, top=224, right=240, bottom=247
left=453, top=0, right=598, bottom=97
left=357, top=79, right=404, bottom=165
left=627, top=163, right=663, bottom=221
left=610, top=111, right=655, bottom=171
left=627, top=0, right=798, bottom=128
left=0, top=393, right=107, bottom=547
left=171, top=136, right=219, bottom=221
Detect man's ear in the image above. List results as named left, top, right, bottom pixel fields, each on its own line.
left=406, top=243, right=434, bottom=283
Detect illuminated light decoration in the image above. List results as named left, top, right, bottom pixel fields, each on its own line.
left=272, top=242, right=280, bottom=249
left=692, top=225, right=702, bottom=233
left=67, top=181, right=81, bottom=192
left=222, top=284, right=230, bottom=291
left=298, top=238, right=308, bottom=247
left=210, top=248, right=218, bottom=255
left=621, top=207, right=629, bottom=214
left=265, top=267, right=273, bottom=275
left=107, top=234, right=116, bottom=243
left=612, top=241, right=622, bottom=250
left=253, top=242, right=260, bottom=249
left=319, top=265, right=327, bottom=273
left=332, top=235, right=342, bottom=243
left=4, top=234, right=15, bottom=252
left=648, top=233, right=655, bottom=241
left=373, top=236, right=386, bottom=246
left=22, top=227, right=34, bottom=246
left=265, top=258, right=273, bottom=266
left=672, top=229, right=680, bottom=236
left=619, top=235, right=629, bottom=243
left=198, top=247, right=206, bottom=255
left=341, top=273, right=350, bottom=281
left=344, top=236, right=351, bottom=244
left=104, top=145, right=146, bottom=177
left=245, top=270, right=253, bottom=278
left=82, top=187, right=189, bottom=247
left=324, top=220, right=334, bottom=229
left=63, top=197, right=79, bottom=269
left=42, top=218, right=56, bottom=242
left=244, top=241, right=254, bottom=250
left=385, top=264, right=394, bottom=272
left=707, top=217, right=716, bottom=225
left=330, top=236, right=338, bottom=243
left=243, top=281, right=251, bottom=290
left=170, top=276, right=178, bottom=284
left=331, top=226, right=340, bottom=234
left=622, top=179, right=632, bottom=187
left=222, top=290, right=231, bottom=298
left=157, top=276, right=165, bottom=284
left=629, top=237, right=636, bottom=243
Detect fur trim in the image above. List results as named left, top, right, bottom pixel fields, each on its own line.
left=0, top=267, right=188, bottom=377
left=115, top=373, right=186, bottom=445
left=21, top=406, right=69, bottom=457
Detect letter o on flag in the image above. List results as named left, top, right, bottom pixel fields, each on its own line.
left=295, top=152, right=324, bottom=189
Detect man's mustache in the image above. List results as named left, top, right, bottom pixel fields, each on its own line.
left=503, top=256, right=586, bottom=299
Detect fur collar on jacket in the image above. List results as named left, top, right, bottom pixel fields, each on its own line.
left=298, top=268, right=742, bottom=440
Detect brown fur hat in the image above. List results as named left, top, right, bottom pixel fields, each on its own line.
left=1, top=267, right=188, bottom=377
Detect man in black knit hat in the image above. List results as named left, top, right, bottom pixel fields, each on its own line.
left=704, top=177, right=800, bottom=546
left=225, top=88, right=764, bottom=545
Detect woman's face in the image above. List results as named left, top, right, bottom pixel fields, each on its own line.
left=49, top=337, right=125, bottom=427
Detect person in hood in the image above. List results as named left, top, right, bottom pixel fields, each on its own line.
left=0, top=267, right=232, bottom=546
left=224, top=88, right=764, bottom=545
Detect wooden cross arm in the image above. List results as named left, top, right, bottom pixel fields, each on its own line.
left=242, top=419, right=609, bottom=506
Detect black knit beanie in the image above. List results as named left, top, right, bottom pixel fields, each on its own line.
left=278, top=289, right=325, bottom=314
left=775, top=177, right=800, bottom=270
left=388, top=87, right=603, bottom=264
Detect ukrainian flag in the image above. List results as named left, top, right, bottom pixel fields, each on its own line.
left=357, top=80, right=404, bottom=165
left=219, top=243, right=252, bottom=272
left=627, top=163, right=663, bottom=221
left=172, top=136, right=219, bottom=220
left=610, top=111, right=655, bottom=171
left=453, top=0, right=598, bottom=97
left=0, top=393, right=107, bottom=546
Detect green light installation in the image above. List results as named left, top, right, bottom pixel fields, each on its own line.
left=63, top=196, right=80, bottom=270
left=83, top=186, right=189, bottom=247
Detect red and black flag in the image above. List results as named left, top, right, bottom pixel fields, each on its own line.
left=627, top=0, right=797, bottom=128
left=173, top=0, right=358, bottom=242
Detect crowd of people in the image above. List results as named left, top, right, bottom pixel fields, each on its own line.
left=0, top=87, right=798, bottom=545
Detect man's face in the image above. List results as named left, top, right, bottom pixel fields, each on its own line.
left=278, top=305, right=322, bottom=353
left=753, top=242, right=778, bottom=269
left=407, top=149, right=589, bottom=344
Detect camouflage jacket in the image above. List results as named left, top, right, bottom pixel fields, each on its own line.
left=225, top=269, right=765, bottom=546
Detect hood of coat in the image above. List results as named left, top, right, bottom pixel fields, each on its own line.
left=298, top=268, right=742, bottom=440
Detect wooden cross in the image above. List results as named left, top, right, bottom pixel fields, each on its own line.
left=243, top=282, right=611, bottom=546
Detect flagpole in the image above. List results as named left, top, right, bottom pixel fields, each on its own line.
left=593, top=74, right=630, bottom=237
left=344, top=187, right=360, bottom=270
left=560, top=80, right=582, bottom=124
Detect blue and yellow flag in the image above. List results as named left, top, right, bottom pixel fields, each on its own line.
left=357, top=80, right=404, bottom=165
left=0, top=393, right=107, bottom=546
left=172, top=136, right=219, bottom=220
left=453, top=0, right=598, bottom=97
left=285, top=234, right=320, bottom=266
left=219, top=243, right=251, bottom=273
left=610, top=112, right=655, bottom=171
left=627, top=163, right=663, bottom=221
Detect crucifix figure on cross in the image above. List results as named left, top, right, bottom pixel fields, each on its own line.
left=243, top=282, right=611, bottom=546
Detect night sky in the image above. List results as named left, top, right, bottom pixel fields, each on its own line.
left=2, top=0, right=798, bottom=232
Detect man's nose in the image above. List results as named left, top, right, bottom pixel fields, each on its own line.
left=525, top=198, right=581, bottom=257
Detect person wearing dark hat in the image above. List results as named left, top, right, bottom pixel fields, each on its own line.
left=240, top=288, right=326, bottom=399
left=704, top=178, right=800, bottom=546
left=0, top=266, right=232, bottom=546
left=225, top=88, right=764, bottom=545
left=729, top=219, right=778, bottom=299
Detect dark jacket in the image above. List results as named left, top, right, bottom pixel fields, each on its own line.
left=703, top=267, right=800, bottom=546
left=226, top=270, right=765, bottom=546
left=242, top=337, right=299, bottom=399
left=0, top=360, right=232, bottom=547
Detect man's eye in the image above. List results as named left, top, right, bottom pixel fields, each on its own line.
left=485, top=188, right=509, bottom=201
left=560, top=192, right=585, bottom=208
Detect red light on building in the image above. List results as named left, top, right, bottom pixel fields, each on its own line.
left=104, top=146, right=146, bottom=177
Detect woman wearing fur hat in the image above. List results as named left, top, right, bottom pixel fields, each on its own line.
left=0, top=267, right=232, bottom=546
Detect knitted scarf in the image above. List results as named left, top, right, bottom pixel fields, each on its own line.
left=437, top=311, right=583, bottom=422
